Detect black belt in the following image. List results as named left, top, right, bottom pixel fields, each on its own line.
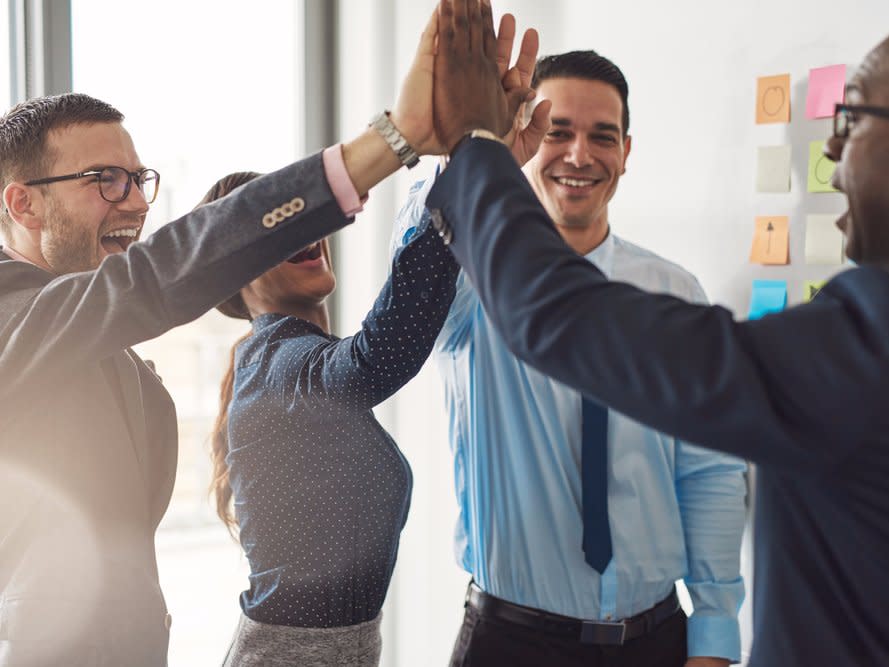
left=465, top=583, right=681, bottom=646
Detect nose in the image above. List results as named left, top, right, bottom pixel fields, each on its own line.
left=117, top=177, right=149, bottom=214
left=564, top=136, right=593, bottom=168
left=824, top=132, right=844, bottom=163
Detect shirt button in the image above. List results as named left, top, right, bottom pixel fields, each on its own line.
left=420, top=290, right=430, bottom=301
left=164, top=612, right=173, bottom=630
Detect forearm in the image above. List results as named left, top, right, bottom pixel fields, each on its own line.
left=0, top=156, right=348, bottom=404
left=678, top=444, right=747, bottom=661
left=342, top=127, right=404, bottom=199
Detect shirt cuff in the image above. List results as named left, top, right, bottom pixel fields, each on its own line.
left=687, top=613, right=741, bottom=663
left=322, top=144, right=368, bottom=217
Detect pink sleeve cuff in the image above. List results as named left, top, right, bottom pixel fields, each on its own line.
left=322, top=144, right=368, bottom=217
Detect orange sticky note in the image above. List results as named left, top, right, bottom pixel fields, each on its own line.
left=756, top=74, right=791, bottom=124
left=749, top=216, right=789, bottom=265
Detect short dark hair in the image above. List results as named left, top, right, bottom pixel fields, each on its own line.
left=194, top=171, right=263, bottom=321
left=0, top=93, right=124, bottom=236
left=532, top=50, right=630, bottom=135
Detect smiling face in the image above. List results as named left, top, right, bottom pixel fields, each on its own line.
left=824, top=40, right=889, bottom=265
left=241, top=238, right=336, bottom=317
left=524, top=77, right=631, bottom=251
left=32, top=122, right=148, bottom=274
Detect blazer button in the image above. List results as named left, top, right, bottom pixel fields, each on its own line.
left=290, top=197, right=305, bottom=212
left=164, top=612, right=173, bottom=630
left=262, top=213, right=277, bottom=228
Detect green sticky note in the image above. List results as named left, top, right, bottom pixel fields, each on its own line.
left=749, top=279, right=787, bottom=320
left=803, top=280, right=827, bottom=302
left=808, top=140, right=838, bottom=192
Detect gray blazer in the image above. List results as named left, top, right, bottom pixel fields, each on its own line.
left=0, top=153, right=351, bottom=666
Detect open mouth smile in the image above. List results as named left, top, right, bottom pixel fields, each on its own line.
left=101, top=227, right=140, bottom=253
left=288, top=243, right=323, bottom=264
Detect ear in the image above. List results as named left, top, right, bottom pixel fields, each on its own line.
left=621, top=134, right=632, bottom=175
left=3, top=182, right=44, bottom=231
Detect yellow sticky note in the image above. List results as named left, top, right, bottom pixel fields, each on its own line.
left=749, top=216, right=789, bottom=265
left=757, top=74, right=791, bottom=124
left=808, top=140, right=839, bottom=192
left=803, top=280, right=827, bottom=302
left=805, top=214, right=845, bottom=264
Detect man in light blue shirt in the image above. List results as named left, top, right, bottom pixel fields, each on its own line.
left=395, top=50, right=746, bottom=667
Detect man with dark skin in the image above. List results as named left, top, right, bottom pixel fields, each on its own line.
left=427, top=1, right=889, bottom=665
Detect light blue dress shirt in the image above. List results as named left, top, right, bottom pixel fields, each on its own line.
left=394, top=177, right=747, bottom=661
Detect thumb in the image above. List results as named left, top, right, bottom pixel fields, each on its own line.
left=526, top=98, right=552, bottom=138
left=505, top=87, right=535, bottom=124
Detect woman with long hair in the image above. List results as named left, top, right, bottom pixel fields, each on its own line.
left=200, top=170, right=459, bottom=666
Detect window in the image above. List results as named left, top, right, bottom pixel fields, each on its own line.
left=0, top=0, right=11, bottom=112
left=72, top=2, right=304, bottom=663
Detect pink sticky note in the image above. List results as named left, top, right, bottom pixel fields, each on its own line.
left=806, top=64, right=846, bottom=119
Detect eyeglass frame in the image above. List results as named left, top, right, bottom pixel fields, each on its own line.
left=24, top=166, right=161, bottom=204
left=833, top=103, right=889, bottom=139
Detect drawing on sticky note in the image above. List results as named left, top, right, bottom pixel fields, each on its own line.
left=756, top=74, right=791, bottom=124
left=762, top=86, right=786, bottom=117
left=749, top=216, right=790, bottom=265
left=813, top=155, right=834, bottom=185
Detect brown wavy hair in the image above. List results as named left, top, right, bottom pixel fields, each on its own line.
left=197, top=171, right=261, bottom=536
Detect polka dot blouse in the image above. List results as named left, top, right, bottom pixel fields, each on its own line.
left=227, top=218, right=458, bottom=628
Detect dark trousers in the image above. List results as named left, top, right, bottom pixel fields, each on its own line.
left=449, top=601, right=687, bottom=667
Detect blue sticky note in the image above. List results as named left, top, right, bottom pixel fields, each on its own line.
left=749, top=279, right=787, bottom=320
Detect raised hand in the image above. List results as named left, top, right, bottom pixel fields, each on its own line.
left=495, top=16, right=552, bottom=165
left=390, top=7, right=443, bottom=155
left=433, top=0, right=533, bottom=152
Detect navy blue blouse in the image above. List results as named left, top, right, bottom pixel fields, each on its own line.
left=226, top=218, right=458, bottom=627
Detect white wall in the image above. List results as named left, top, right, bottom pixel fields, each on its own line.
left=332, top=2, right=889, bottom=665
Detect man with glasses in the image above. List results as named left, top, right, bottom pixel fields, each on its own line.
left=0, top=16, right=445, bottom=661
left=425, top=9, right=889, bottom=666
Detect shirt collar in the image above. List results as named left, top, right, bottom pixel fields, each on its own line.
left=583, top=227, right=616, bottom=278
left=0, top=245, right=38, bottom=266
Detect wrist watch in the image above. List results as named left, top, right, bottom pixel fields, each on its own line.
left=369, top=111, right=420, bottom=169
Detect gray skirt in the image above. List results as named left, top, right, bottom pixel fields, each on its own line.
left=222, top=612, right=382, bottom=667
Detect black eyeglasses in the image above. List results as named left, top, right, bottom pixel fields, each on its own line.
left=833, top=103, right=889, bottom=138
left=25, top=166, right=160, bottom=204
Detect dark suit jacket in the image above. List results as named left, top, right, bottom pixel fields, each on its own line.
left=0, top=153, right=352, bottom=666
left=427, top=139, right=889, bottom=667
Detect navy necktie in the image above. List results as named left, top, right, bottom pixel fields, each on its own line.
left=581, top=396, right=612, bottom=573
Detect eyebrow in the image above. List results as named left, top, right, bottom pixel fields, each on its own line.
left=551, top=118, right=622, bottom=135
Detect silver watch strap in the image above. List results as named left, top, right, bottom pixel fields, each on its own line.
left=369, top=111, right=420, bottom=169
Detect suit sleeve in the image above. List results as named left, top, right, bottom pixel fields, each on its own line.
left=0, top=153, right=351, bottom=408
left=427, top=139, right=875, bottom=475
left=391, top=176, right=478, bottom=353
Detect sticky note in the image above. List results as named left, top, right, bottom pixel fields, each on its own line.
left=756, top=145, right=792, bottom=192
left=803, top=280, right=827, bottom=302
left=749, top=216, right=790, bottom=265
left=808, top=140, right=838, bottom=192
left=806, top=64, right=846, bottom=119
left=756, top=74, right=791, bottom=124
left=805, top=214, right=845, bottom=264
left=749, top=280, right=787, bottom=320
